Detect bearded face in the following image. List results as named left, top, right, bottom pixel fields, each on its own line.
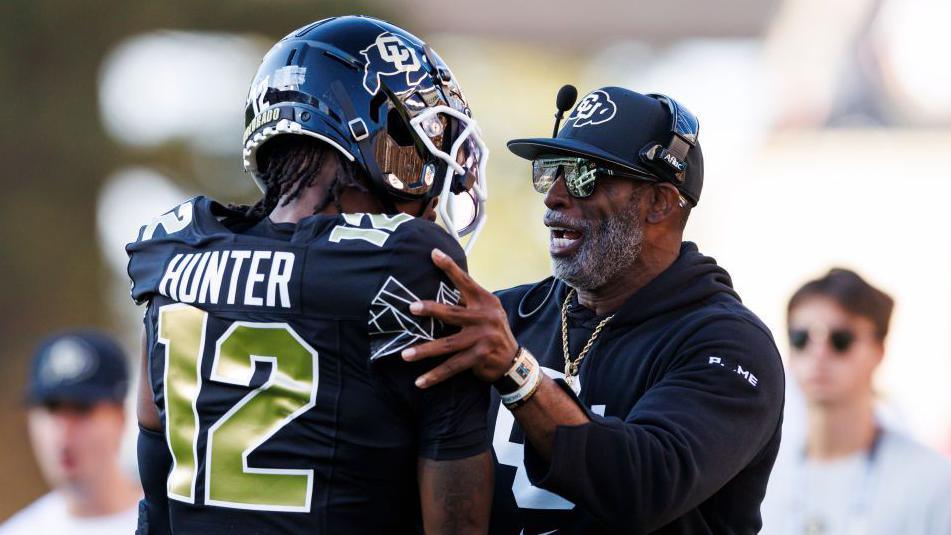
left=547, top=187, right=645, bottom=291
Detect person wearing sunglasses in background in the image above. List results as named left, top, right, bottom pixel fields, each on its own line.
left=401, top=86, right=785, bottom=533
left=760, top=269, right=951, bottom=535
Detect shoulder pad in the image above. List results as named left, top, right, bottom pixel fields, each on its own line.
left=326, top=213, right=464, bottom=259
left=126, top=196, right=225, bottom=305
left=133, top=196, right=201, bottom=244
left=326, top=212, right=416, bottom=248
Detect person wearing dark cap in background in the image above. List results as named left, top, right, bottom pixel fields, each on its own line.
left=761, top=269, right=951, bottom=535
left=0, top=331, right=141, bottom=535
left=401, top=86, right=786, bottom=533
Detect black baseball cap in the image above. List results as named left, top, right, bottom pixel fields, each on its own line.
left=26, top=331, right=130, bottom=406
left=508, top=86, right=704, bottom=205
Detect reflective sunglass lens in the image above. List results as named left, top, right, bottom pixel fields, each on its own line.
left=532, top=162, right=559, bottom=194
left=566, top=166, right=597, bottom=198
left=532, top=158, right=600, bottom=198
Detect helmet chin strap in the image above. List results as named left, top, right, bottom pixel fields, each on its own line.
left=330, top=80, right=400, bottom=215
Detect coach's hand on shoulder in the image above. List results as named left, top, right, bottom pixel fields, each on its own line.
left=402, top=248, right=519, bottom=388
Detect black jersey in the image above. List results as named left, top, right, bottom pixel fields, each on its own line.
left=127, top=196, right=489, bottom=534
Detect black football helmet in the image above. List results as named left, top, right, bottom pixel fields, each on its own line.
left=242, top=15, right=488, bottom=250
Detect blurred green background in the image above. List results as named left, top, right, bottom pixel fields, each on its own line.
left=3, top=0, right=951, bottom=521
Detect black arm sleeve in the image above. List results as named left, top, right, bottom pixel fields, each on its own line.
left=136, top=425, right=172, bottom=535
left=523, top=317, right=785, bottom=533
left=369, top=223, right=490, bottom=461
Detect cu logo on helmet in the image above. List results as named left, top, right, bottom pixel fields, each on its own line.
left=569, top=90, right=617, bottom=127
left=362, top=33, right=427, bottom=95
left=379, top=35, right=419, bottom=72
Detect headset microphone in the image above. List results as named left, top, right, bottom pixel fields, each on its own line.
left=552, top=84, right=578, bottom=136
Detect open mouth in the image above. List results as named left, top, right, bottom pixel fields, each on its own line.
left=547, top=225, right=584, bottom=255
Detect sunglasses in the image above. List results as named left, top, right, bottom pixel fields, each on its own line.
left=788, top=327, right=856, bottom=354
left=532, top=157, right=658, bottom=198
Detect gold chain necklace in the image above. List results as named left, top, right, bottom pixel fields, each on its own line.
left=562, top=288, right=615, bottom=387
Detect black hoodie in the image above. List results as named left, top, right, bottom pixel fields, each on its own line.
left=488, top=242, right=785, bottom=534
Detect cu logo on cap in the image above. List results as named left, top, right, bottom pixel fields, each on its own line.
left=40, top=339, right=96, bottom=386
left=362, top=33, right=427, bottom=95
left=569, top=90, right=618, bottom=127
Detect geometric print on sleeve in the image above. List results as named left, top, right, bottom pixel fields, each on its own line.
left=368, top=276, right=460, bottom=360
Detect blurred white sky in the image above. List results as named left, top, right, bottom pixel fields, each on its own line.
left=96, top=0, right=951, bottom=451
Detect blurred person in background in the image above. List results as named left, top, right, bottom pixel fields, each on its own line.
left=761, top=268, right=951, bottom=534
left=0, top=331, right=140, bottom=535
left=403, top=86, right=786, bottom=534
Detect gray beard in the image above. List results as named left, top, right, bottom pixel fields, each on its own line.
left=548, top=195, right=645, bottom=291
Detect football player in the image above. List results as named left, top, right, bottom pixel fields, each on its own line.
left=127, top=16, right=491, bottom=534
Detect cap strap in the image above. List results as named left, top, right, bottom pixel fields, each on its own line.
left=668, top=136, right=691, bottom=182
left=641, top=94, right=700, bottom=185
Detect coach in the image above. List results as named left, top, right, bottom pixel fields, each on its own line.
left=403, top=86, right=785, bottom=534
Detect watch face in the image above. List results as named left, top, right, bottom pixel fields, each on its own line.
left=514, top=361, right=531, bottom=381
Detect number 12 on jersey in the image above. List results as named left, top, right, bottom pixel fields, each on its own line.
left=157, top=303, right=319, bottom=512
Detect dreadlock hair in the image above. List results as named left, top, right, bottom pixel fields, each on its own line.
left=236, top=135, right=368, bottom=220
